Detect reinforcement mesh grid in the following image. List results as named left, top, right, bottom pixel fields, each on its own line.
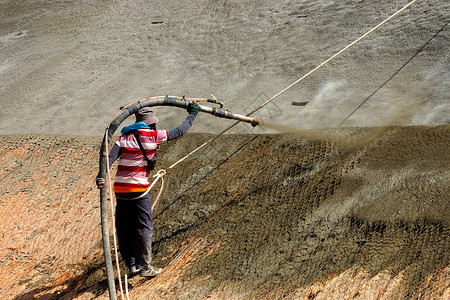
left=0, top=136, right=103, bottom=299
left=1, top=128, right=449, bottom=299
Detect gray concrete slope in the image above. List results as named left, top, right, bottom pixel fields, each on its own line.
left=0, top=0, right=448, bottom=135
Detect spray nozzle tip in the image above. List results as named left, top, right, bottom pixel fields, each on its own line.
left=251, top=118, right=259, bottom=127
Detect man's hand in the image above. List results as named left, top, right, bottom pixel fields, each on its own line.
left=96, top=177, right=105, bottom=189
left=187, top=101, right=200, bottom=116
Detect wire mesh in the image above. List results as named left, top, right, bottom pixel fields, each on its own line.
left=0, top=127, right=448, bottom=299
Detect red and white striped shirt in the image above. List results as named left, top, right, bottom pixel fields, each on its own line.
left=114, top=129, right=168, bottom=193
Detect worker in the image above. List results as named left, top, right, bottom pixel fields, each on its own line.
left=96, top=102, right=200, bottom=277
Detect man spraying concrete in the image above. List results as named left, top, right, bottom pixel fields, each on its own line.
left=96, top=101, right=200, bottom=277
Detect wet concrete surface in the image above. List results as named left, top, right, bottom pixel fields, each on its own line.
left=0, top=0, right=449, bottom=135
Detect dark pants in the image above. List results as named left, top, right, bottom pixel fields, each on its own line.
left=115, top=193, right=153, bottom=270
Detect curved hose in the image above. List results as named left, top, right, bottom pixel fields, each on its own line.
left=104, top=96, right=258, bottom=143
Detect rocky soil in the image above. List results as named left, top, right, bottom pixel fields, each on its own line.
left=0, top=125, right=449, bottom=299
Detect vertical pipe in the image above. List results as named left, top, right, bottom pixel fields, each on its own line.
left=100, top=144, right=117, bottom=300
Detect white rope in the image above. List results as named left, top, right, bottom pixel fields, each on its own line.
left=151, top=170, right=166, bottom=211
left=124, top=272, right=130, bottom=300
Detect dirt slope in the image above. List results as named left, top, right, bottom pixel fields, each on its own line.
left=0, top=125, right=449, bottom=299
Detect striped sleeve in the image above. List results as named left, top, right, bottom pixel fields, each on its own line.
left=156, top=130, right=168, bottom=145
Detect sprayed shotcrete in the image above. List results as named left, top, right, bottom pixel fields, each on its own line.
left=97, top=2, right=430, bottom=297
left=98, top=96, right=259, bottom=300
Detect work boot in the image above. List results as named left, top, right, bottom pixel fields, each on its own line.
left=139, top=266, right=162, bottom=278
left=127, top=265, right=141, bottom=275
